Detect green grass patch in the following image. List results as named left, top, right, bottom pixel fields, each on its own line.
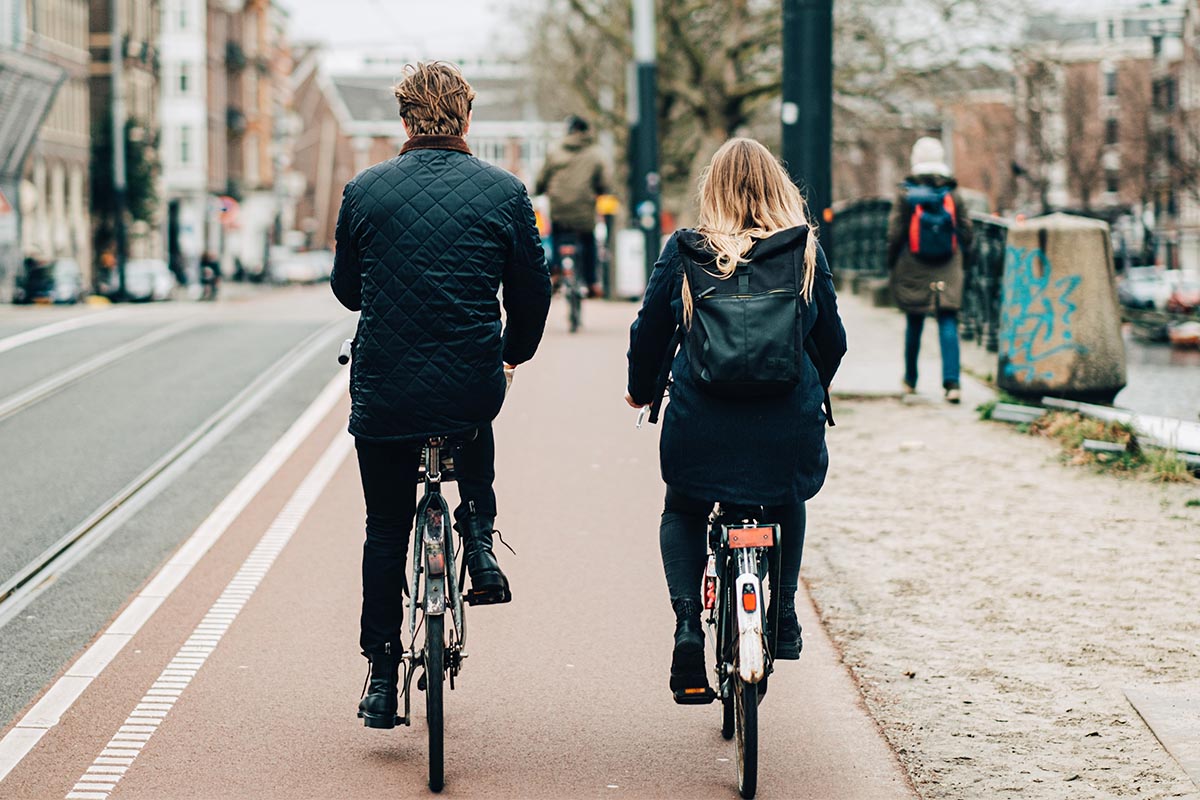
left=1186, top=498, right=1200, bottom=508
left=1006, top=410, right=1198, bottom=482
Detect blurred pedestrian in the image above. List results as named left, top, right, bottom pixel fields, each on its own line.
left=200, top=251, right=220, bottom=301
left=886, top=137, right=974, bottom=403
left=331, top=61, right=550, bottom=729
left=536, top=115, right=612, bottom=298
left=626, top=138, right=846, bottom=700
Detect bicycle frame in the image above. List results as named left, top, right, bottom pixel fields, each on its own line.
left=397, top=438, right=467, bottom=726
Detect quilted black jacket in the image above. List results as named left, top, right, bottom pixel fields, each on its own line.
left=331, top=135, right=551, bottom=442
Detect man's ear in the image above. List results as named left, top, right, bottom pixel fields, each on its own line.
left=463, top=111, right=472, bottom=137
left=401, top=118, right=411, bottom=138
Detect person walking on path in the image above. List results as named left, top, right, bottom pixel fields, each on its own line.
left=330, top=62, right=551, bottom=728
left=626, top=138, right=846, bottom=698
left=535, top=115, right=612, bottom=298
left=886, top=137, right=974, bottom=403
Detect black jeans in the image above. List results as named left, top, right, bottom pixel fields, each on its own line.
left=659, top=486, right=806, bottom=607
left=354, top=426, right=496, bottom=652
left=551, top=223, right=598, bottom=287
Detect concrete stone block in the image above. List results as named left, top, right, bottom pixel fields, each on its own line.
left=997, top=214, right=1127, bottom=404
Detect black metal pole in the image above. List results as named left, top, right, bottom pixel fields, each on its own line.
left=631, top=0, right=661, bottom=279
left=111, top=0, right=128, bottom=299
left=782, top=0, right=833, bottom=230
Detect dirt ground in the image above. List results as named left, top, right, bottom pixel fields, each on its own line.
left=804, top=397, right=1200, bottom=799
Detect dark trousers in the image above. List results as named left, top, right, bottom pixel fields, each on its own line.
left=551, top=222, right=598, bottom=287
left=905, top=310, right=960, bottom=389
left=354, top=426, right=496, bottom=652
left=659, top=486, right=806, bottom=607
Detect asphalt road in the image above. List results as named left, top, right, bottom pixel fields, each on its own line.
left=0, top=291, right=914, bottom=799
left=0, top=289, right=352, bottom=727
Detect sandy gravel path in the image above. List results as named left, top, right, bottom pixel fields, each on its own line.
left=805, top=397, right=1200, bottom=799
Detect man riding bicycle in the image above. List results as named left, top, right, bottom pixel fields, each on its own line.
left=330, top=61, right=551, bottom=728
left=535, top=115, right=612, bottom=298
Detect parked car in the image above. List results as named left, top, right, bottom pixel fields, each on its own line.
left=1166, top=280, right=1200, bottom=315
left=1117, top=267, right=1173, bottom=310
left=13, top=258, right=86, bottom=304
left=124, top=259, right=175, bottom=302
left=270, top=248, right=333, bottom=284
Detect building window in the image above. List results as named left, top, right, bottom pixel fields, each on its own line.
left=180, top=127, right=191, bottom=165
left=179, top=64, right=190, bottom=95
left=1105, top=118, right=1119, bottom=146
left=1105, top=70, right=1117, bottom=97
left=1105, top=169, right=1119, bottom=194
left=179, top=1, right=188, bottom=30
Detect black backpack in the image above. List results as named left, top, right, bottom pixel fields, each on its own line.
left=648, top=235, right=834, bottom=425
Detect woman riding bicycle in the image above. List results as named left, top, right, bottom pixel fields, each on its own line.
left=626, top=138, right=846, bottom=698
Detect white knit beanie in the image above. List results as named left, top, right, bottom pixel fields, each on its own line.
left=910, top=137, right=951, bottom=177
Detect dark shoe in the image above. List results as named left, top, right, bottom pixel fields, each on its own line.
left=772, top=598, right=803, bottom=660
left=456, top=512, right=512, bottom=605
left=670, top=598, right=712, bottom=703
left=944, top=381, right=962, bottom=404
left=357, top=644, right=400, bottom=728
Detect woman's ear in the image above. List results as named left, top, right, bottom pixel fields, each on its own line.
left=463, top=111, right=472, bottom=137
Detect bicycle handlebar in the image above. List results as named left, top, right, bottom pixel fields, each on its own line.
left=337, top=338, right=352, bottom=365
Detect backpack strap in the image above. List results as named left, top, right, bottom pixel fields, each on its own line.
left=794, top=240, right=835, bottom=427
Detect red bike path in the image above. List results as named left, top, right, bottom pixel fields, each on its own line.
left=0, top=301, right=916, bottom=799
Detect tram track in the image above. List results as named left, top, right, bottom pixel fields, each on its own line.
left=0, top=317, right=348, bottom=630
left=0, top=317, right=201, bottom=424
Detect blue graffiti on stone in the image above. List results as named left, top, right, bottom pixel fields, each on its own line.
left=1000, top=246, right=1087, bottom=383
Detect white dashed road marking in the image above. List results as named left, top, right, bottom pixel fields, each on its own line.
left=64, top=430, right=353, bottom=799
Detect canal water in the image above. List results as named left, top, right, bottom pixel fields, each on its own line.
left=1115, top=330, right=1200, bottom=422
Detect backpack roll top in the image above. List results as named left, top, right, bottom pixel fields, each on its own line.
left=681, top=239, right=806, bottom=399
left=905, top=182, right=958, bottom=263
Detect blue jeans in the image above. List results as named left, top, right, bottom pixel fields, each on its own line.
left=905, top=311, right=960, bottom=389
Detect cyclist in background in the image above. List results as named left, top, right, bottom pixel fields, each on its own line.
left=536, top=115, right=613, bottom=298
left=625, top=139, right=846, bottom=698
left=331, top=62, right=550, bottom=727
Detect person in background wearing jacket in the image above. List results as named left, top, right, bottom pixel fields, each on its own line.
left=536, top=115, right=612, bottom=298
left=886, top=137, right=974, bottom=404
left=330, top=62, right=551, bottom=728
left=626, top=138, right=847, bottom=698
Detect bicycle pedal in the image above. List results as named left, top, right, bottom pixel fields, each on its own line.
left=358, top=710, right=402, bottom=729
left=672, top=686, right=717, bottom=706
left=465, top=587, right=512, bottom=606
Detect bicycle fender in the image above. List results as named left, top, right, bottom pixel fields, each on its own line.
left=735, top=573, right=766, bottom=683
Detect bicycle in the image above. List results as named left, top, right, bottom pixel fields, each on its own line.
left=553, top=232, right=585, bottom=333
left=666, top=499, right=780, bottom=800
left=339, top=339, right=467, bottom=793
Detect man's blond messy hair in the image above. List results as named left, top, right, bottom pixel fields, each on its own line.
left=393, top=62, right=476, bottom=137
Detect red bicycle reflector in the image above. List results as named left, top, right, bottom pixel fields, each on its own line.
left=729, top=526, right=776, bottom=549
left=704, top=577, right=717, bottom=609
left=741, top=585, right=757, bottom=613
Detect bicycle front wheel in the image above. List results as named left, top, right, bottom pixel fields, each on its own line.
left=425, top=613, right=445, bottom=792
left=734, top=672, right=758, bottom=799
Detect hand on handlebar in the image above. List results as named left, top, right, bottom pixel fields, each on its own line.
left=504, top=364, right=516, bottom=394
left=625, top=393, right=646, bottom=410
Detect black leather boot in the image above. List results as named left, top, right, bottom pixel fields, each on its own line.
left=670, top=597, right=711, bottom=703
left=357, top=643, right=400, bottom=728
left=772, top=597, right=803, bottom=660
left=456, top=512, right=511, bottom=605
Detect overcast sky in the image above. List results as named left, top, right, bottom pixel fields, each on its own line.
left=282, top=0, right=530, bottom=56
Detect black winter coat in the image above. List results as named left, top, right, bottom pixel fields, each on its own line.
left=627, top=228, right=847, bottom=505
left=331, top=135, right=551, bottom=442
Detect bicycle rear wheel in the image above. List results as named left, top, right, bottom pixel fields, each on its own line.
left=425, top=614, right=445, bottom=792
left=734, top=672, right=758, bottom=799
left=567, top=282, right=582, bottom=333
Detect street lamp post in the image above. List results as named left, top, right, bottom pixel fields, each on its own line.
left=630, top=0, right=660, bottom=279
left=111, top=0, right=128, bottom=299
left=781, top=0, right=834, bottom=231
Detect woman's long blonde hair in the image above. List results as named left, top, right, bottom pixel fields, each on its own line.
left=684, top=138, right=818, bottom=325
